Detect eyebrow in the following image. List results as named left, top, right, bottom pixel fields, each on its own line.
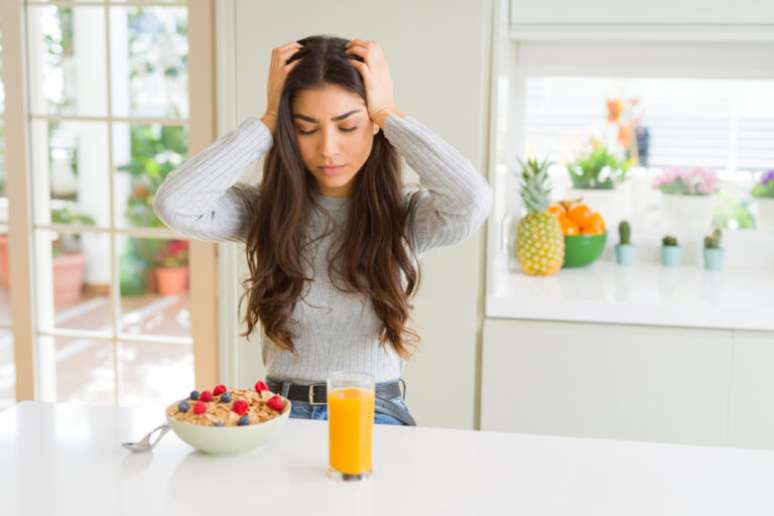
left=291, top=109, right=361, bottom=123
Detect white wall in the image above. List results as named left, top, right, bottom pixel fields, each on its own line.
left=223, top=0, right=494, bottom=429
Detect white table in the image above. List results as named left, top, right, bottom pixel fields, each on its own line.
left=2, top=401, right=774, bottom=515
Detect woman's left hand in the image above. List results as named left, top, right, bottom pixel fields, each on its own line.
left=345, top=39, right=401, bottom=127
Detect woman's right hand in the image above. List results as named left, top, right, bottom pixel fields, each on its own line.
left=262, top=41, right=303, bottom=134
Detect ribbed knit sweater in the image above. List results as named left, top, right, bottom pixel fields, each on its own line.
left=153, top=113, right=493, bottom=383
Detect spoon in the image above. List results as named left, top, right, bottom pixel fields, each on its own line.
left=122, top=423, right=171, bottom=453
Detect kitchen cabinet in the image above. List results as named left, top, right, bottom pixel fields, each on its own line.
left=507, top=0, right=774, bottom=41
left=727, top=330, right=774, bottom=449
left=510, top=0, right=774, bottom=26
left=481, top=318, right=774, bottom=450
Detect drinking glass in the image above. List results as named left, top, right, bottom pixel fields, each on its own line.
left=327, top=371, right=375, bottom=481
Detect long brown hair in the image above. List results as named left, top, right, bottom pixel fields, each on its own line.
left=234, top=35, right=422, bottom=359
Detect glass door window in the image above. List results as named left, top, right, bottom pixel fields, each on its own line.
left=23, top=0, right=203, bottom=407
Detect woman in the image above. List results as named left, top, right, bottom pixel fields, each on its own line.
left=153, top=35, right=493, bottom=426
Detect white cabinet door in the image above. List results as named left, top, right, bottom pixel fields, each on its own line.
left=510, top=0, right=774, bottom=25
left=481, top=318, right=734, bottom=447
left=727, top=330, right=774, bottom=450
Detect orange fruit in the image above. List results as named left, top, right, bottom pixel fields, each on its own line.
left=567, top=203, right=593, bottom=228
left=558, top=215, right=579, bottom=236
left=584, top=212, right=606, bottom=234
left=547, top=203, right=565, bottom=218
left=559, top=199, right=577, bottom=213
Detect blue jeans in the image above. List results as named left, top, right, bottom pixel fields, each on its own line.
left=289, top=396, right=413, bottom=426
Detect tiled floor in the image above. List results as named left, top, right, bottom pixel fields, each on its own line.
left=0, top=286, right=194, bottom=410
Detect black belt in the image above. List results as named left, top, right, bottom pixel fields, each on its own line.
left=266, top=377, right=404, bottom=406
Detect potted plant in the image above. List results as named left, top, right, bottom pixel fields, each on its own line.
left=703, top=228, right=724, bottom=270
left=567, top=145, right=631, bottom=190
left=118, top=124, right=187, bottom=296
left=155, top=240, right=189, bottom=296
left=654, top=167, right=718, bottom=231
left=566, top=144, right=632, bottom=225
left=615, top=220, right=635, bottom=265
left=751, top=169, right=774, bottom=230
left=661, top=235, right=681, bottom=267
left=51, top=206, right=96, bottom=303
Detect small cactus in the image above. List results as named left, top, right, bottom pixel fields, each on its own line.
left=704, top=228, right=723, bottom=249
left=618, top=220, right=631, bottom=245
left=662, top=235, right=678, bottom=247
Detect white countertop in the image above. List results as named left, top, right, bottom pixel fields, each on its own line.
left=3, top=401, right=774, bottom=515
left=487, top=256, right=774, bottom=331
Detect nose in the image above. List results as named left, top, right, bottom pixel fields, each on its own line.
left=319, top=126, right=340, bottom=161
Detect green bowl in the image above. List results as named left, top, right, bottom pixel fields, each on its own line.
left=563, top=232, right=607, bottom=268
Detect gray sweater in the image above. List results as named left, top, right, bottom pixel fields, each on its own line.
left=153, top=113, right=493, bottom=383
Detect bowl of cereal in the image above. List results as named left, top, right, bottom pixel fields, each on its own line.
left=165, top=380, right=291, bottom=455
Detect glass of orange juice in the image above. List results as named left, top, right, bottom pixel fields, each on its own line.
left=327, top=371, right=375, bottom=481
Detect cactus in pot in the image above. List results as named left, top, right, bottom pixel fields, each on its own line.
left=660, top=234, right=681, bottom=267
left=614, top=220, right=635, bottom=265
left=703, top=228, right=724, bottom=270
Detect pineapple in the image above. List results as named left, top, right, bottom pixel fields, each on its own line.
left=515, top=157, right=564, bottom=276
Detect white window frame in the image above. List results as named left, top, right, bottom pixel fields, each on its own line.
left=0, top=0, right=218, bottom=404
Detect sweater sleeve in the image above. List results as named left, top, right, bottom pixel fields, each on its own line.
left=383, top=114, right=494, bottom=255
left=152, top=116, right=273, bottom=243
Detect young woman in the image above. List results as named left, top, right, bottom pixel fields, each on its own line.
left=153, top=35, right=493, bottom=426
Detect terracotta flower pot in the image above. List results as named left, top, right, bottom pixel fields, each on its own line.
left=156, top=266, right=189, bottom=296
left=0, top=234, right=8, bottom=288
left=1, top=242, right=86, bottom=301
left=53, top=253, right=87, bottom=303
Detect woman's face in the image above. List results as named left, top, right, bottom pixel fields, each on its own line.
left=291, top=83, right=379, bottom=198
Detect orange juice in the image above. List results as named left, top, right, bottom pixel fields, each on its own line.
left=328, top=387, right=375, bottom=475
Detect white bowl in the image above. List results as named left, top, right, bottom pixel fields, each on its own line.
left=166, top=401, right=292, bottom=455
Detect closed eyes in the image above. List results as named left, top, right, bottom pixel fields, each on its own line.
left=296, top=126, right=358, bottom=136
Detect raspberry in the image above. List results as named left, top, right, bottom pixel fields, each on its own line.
left=199, top=390, right=213, bottom=402
left=267, top=395, right=285, bottom=412
left=232, top=399, right=249, bottom=416
left=193, top=401, right=206, bottom=415
left=254, top=380, right=268, bottom=393
left=212, top=384, right=227, bottom=396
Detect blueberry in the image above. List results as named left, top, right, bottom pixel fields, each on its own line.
left=238, top=415, right=250, bottom=426
left=219, top=392, right=232, bottom=403
left=213, top=420, right=225, bottom=427
left=177, top=401, right=190, bottom=412
left=189, top=390, right=200, bottom=400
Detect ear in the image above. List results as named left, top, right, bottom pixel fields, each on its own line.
left=372, top=122, right=380, bottom=135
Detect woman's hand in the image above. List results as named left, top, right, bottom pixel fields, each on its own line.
left=262, top=41, right=303, bottom=134
left=345, top=39, right=402, bottom=129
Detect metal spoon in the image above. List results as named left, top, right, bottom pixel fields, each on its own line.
left=122, top=423, right=171, bottom=453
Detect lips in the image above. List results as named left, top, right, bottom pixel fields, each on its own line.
left=320, top=165, right=344, bottom=176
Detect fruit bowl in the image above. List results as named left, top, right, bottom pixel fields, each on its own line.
left=166, top=400, right=291, bottom=455
left=563, top=232, right=607, bottom=268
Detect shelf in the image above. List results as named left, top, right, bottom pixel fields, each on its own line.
left=486, top=255, right=774, bottom=332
